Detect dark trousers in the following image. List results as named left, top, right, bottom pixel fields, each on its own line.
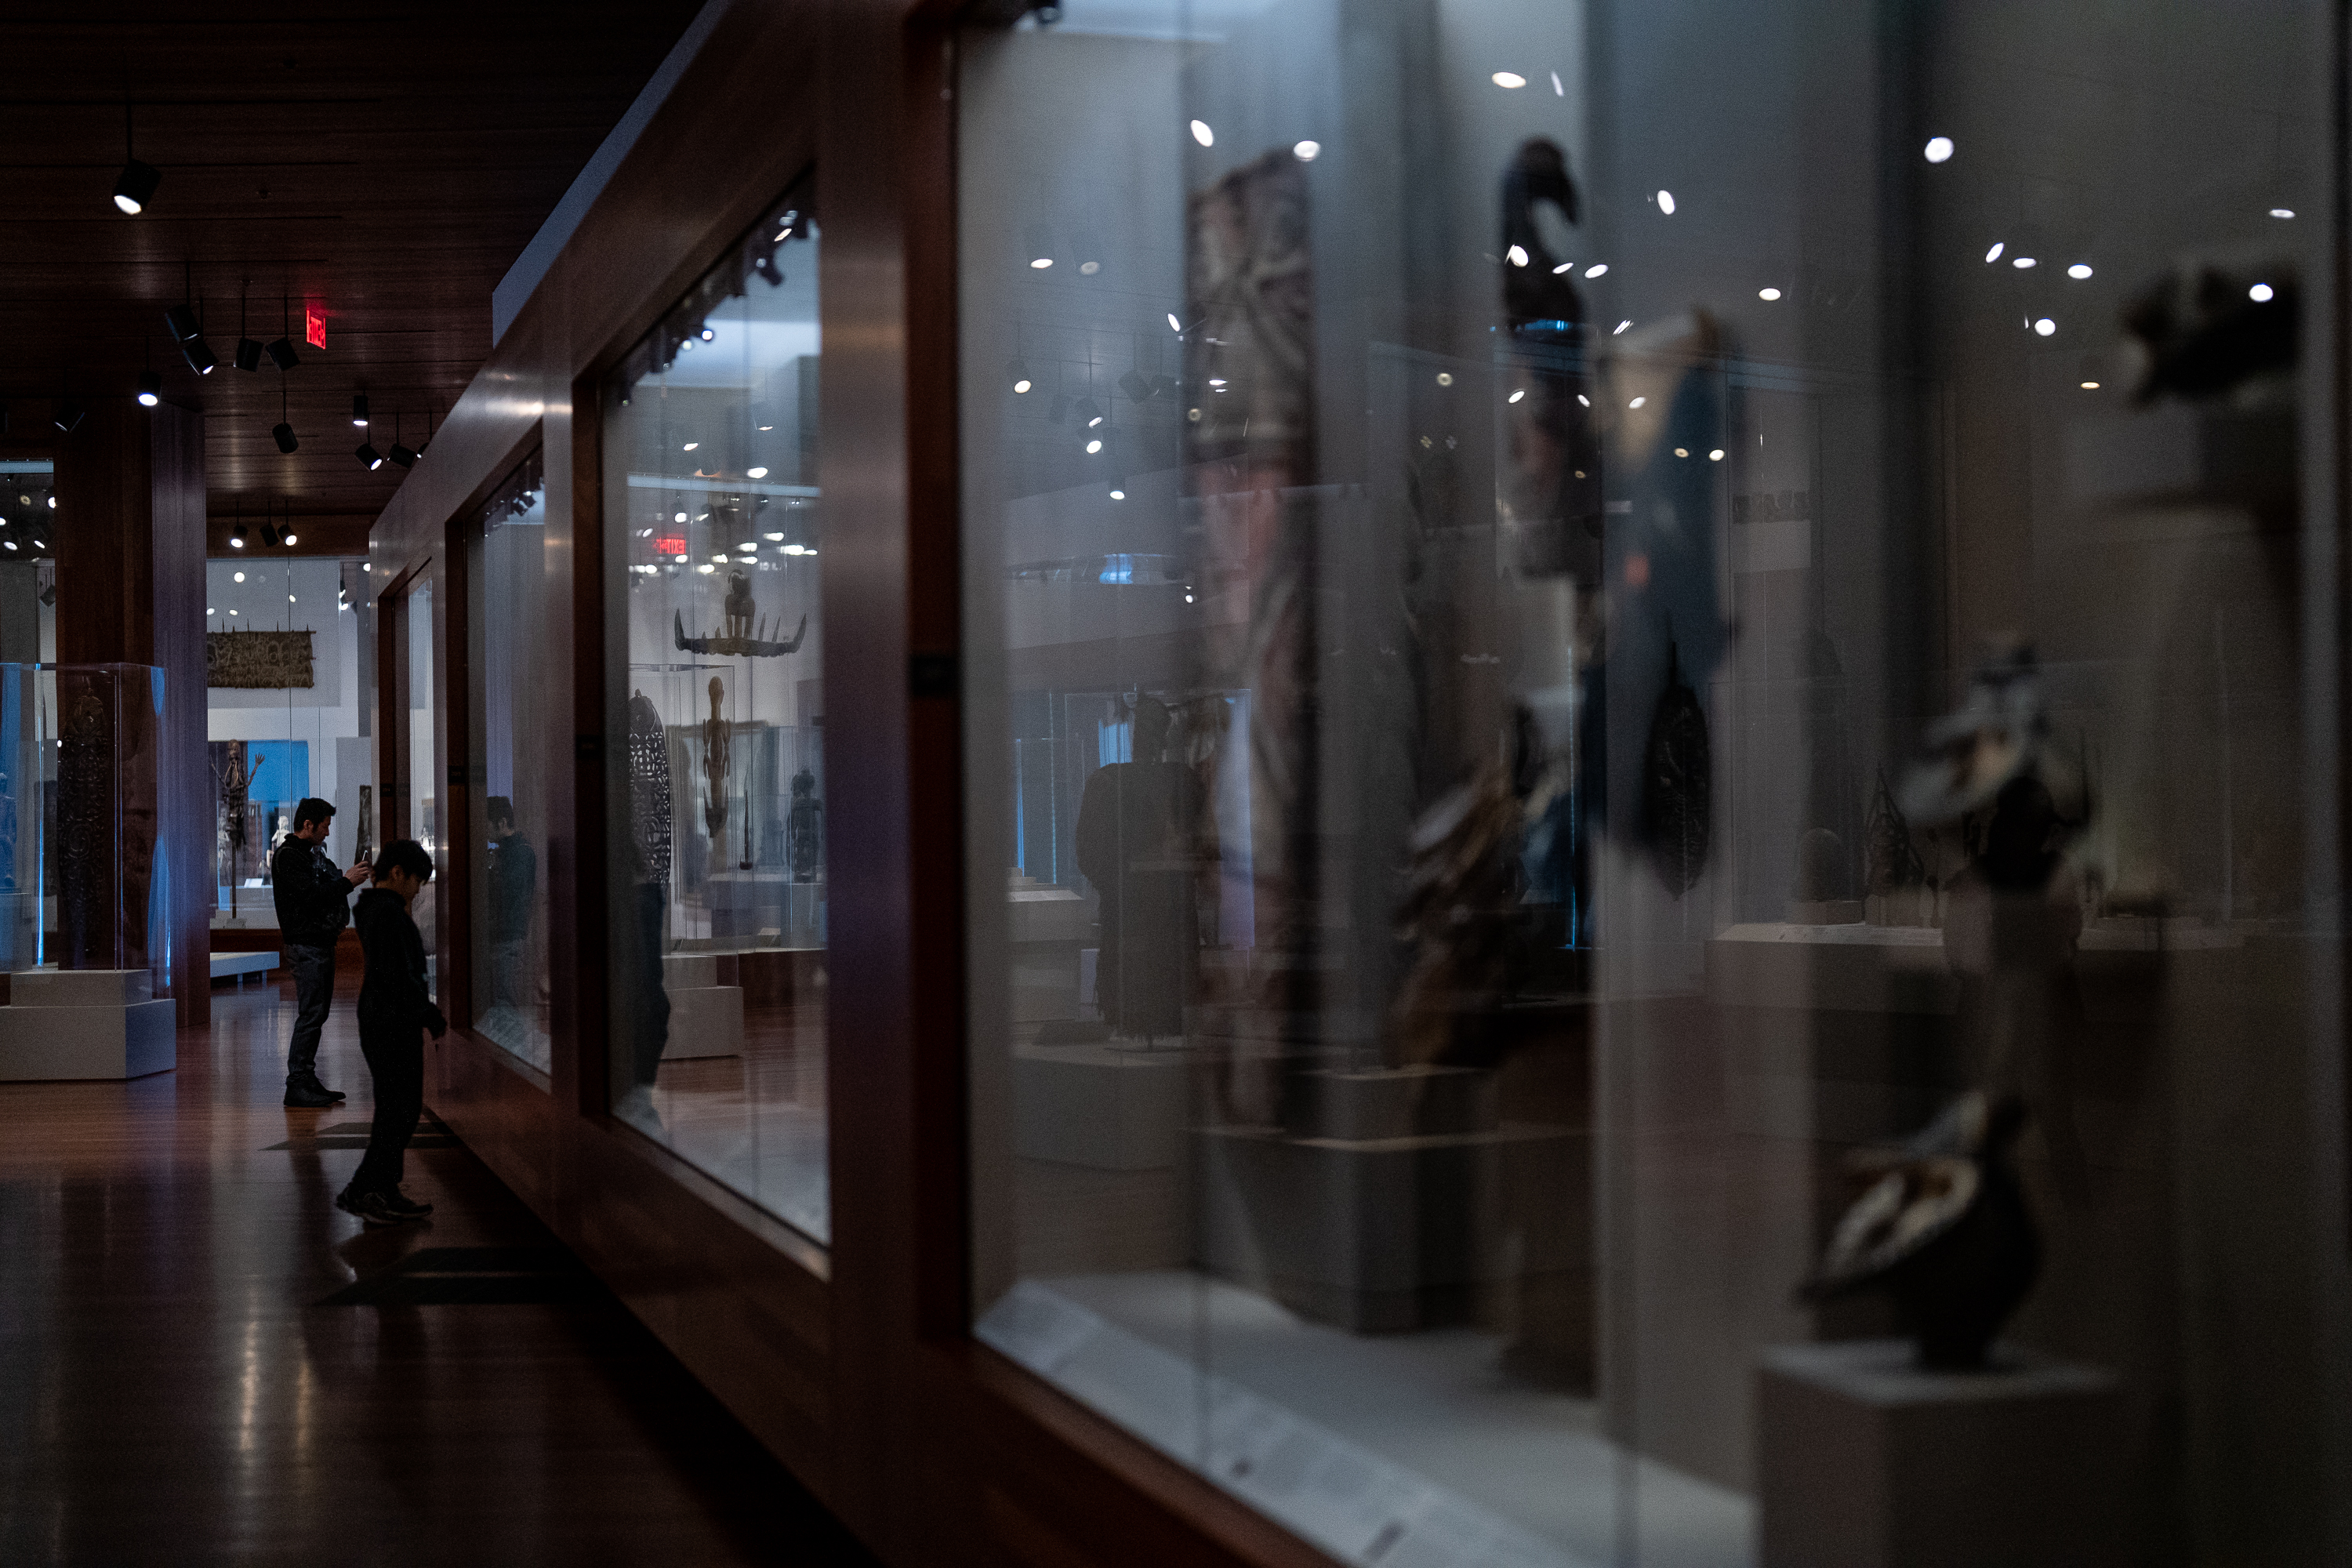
left=630, top=881, right=672, bottom=1088
left=348, top=1018, right=423, bottom=1196
left=285, top=942, right=336, bottom=1081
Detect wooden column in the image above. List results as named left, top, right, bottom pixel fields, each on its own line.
left=52, top=400, right=209, bottom=1027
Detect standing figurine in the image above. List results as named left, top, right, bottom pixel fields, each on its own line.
left=787, top=767, right=822, bottom=883
left=702, top=675, right=731, bottom=844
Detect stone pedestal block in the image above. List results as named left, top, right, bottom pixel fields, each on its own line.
left=0, top=967, right=176, bottom=1080
left=1012, top=1040, right=1189, bottom=1169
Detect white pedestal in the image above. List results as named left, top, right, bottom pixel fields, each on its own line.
left=1757, top=1339, right=2126, bottom=1568
left=0, top=967, right=176, bottom=1080
left=661, top=952, right=743, bottom=1061
left=1012, top=1040, right=1189, bottom=1169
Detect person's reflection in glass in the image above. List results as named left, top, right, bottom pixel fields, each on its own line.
left=484, top=795, right=535, bottom=1014
left=619, top=690, right=673, bottom=1125
left=1943, top=774, right=2091, bottom=1202
left=1074, top=696, right=1201, bottom=1047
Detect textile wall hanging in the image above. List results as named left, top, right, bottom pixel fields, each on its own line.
left=206, top=629, right=315, bottom=689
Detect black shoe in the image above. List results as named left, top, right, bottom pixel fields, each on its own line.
left=379, top=1188, right=434, bottom=1220
left=335, top=1188, right=414, bottom=1227
left=285, top=1079, right=338, bottom=1109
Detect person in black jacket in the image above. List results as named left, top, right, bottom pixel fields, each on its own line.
left=336, top=839, right=448, bottom=1227
left=270, top=797, right=372, bottom=1108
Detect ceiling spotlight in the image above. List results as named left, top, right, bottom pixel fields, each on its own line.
left=1120, top=370, right=1152, bottom=401
left=753, top=253, right=783, bottom=287
left=164, top=303, right=201, bottom=342
left=282, top=531, right=297, bottom=545
left=137, top=371, right=162, bottom=408
left=1294, top=140, right=1321, bottom=162
left=1048, top=394, right=1069, bottom=424
left=1008, top=356, right=1033, bottom=394
left=261, top=521, right=282, bottom=549
left=1189, top=118, right=1215, bottom=146
left=2271, top=207, right=2296, bottom=220
left=1076, top=396, right=1103, bottom=426
left=274, top=423, right=298, bottom=453
left=265, top=336, right=299, bottom=370
left=746, top=466, right=770, bottom=478
left=2067, top=263, right=2094, bottom=280
left=1026, top=224, right=1054, bottom=268
left=182, top=336, right=217, bottom=376
left=53, top=401, right=85, bottom=434
left=357, top=441, right=384, bottom=470
left=696, top=325, right=715, bottom=342
left=1923, top=136, right=1955, bottom=163
left=230, top=520, right=248, bottom=546
left=1984, top=241, right=2005, bottom=263
left=351, top=394, right=369, bottom=427
left=389, top=444, right=417, bottom=468
left=1085, top=437, right=1103, bottom=454
left=233, top=570, right=246, bottom=583
left=1490, top=72, right=1526, bottom=89
left=234, top=337, right=262, bottom=372
left=2012, top=256, right=2037, bottom=269
left=114, top=158, right=161, bottom=215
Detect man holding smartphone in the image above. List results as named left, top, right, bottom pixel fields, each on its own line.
left=271, top=797, right=372, bottom=1109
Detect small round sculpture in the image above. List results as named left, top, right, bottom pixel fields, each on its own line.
left=1802, top=1091, right=2040, bottom=1370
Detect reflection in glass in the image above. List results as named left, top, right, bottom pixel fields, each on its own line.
left=403, top=583, right=437, bottom=985
left=961, top=2, right=2343, bottom=1563
left=602, top=180, right=828, bottom=1242
left=467, top=451, right=553, bottom=1073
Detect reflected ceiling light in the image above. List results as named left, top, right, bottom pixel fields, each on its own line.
left=775, top=209, right=798, bottom=241
left=1576, top=394, right=1589, bottom=406
left=1109, top=487, right=1126, bottom=499
left=53, top=401, right=85, bottom=433
left=739, top=540, right=757, bottom=551
left=289, top=593, right=297, bottom=603
left=1584, top=263, right=1608, bottom=278
left=1167, top=313, right=1183, bottom=332
left=1008, top=356, right=1033, bottom=394
left=710, top=553, right=729, bottom=563
left=2249, top=281, right=2276, bottom=302
left=754, top=253, right=783, bottom=287
left=1551, top=71, right=1565, bottom=96
left=282, top=531, right=297, bottom=545
left=698, top=564, right=716, bottom=574
left=1076, top=396, right=1103, bottom=426
left=1025, top=224, right=1053, bottom=268
left=674, top=511, right=688, bottom=523
left=1294, top=140, right=1320, bottom=162
left=137, top=371, right=162, bottom=407
left=2080, top=381, right=2100, bottom=390
left=1073, top=230, right=1102, bottom=274
left=1506, top=244, right=1530, bottom=267
left=1923, top=136, right=1955, bottom=163
left=2067, top=263, right=2093, bottom=279
left=683, top=441, right=699, bottom=451
left=2012, top=256, right=2036, bottom=269
left=1628, top=396, right=1646, bottom=408
left=1759, top=287, right=1781, bottom=300
left=1613, top=319, right=1632, bottom=334
left=1708, top=448, right=1725, bottom=460
left=1656, top=190, right=1676, bottom=215
left=1552, top=261, right=1573, bottom=274
left=747, top=466, right=770, bottom=479
left=233, top=570, right=245, bottom=583
left=1189, top=119, right=1214, bottom=146
left=2271, top=207, right=2296, bottom=219
left=356, top=441, right=384, bottom=470
left=1085, top=438, right=1103, bottom=453
left=351, top=394, right=369, bottom=427
left=1984, top=241, right=2005, bottom=263
left=764, top=532, right=786, bottom=541
left=1491, top=71, right=1526, bottom=89
left=230, top=521, right=247, bottom=547
left=2033, top=317, right=2056, bottom=336
left=699, top=325, right=716, bottom=342
left=1508, top=389, right=1526, bottom=404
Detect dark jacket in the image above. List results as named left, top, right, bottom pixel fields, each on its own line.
left=487, top=832, right=536, bottom=944
left=354, top=887, right=448, bottom=1038
left=271, top=836, right=355, bottom=949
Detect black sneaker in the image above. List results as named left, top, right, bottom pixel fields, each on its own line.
left=379, top=1189, right=434, bottom=1220
left=285, top=1079, right=338, bottom=1109
left=334, top=1188, right=413, bottom=1227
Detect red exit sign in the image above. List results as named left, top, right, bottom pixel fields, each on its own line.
left=305, top=306, right=327, bottom=350
left=654, top=535, right=687, bottom=556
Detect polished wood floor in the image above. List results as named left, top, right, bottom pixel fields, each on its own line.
left=0, top=978, right=874, bottom=1567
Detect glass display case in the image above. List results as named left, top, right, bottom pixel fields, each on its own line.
left=601, top=176, right=830, bottom=1241
left=466, top=450, right=555, bottom=1074
left=0, top=662, right=170, bottom=989
left=958, top=2, right=2339, bottom=1563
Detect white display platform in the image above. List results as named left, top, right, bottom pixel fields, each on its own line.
left=0, top=967, right=176, bottom=1080
left=661, top=951, right=743, bottom=1061
left=1757, top=1339, right=2125, bottom=1568
left=1012, top=1039, right=1189, bottom=1169
left=209, top=950, right=278, bottom=983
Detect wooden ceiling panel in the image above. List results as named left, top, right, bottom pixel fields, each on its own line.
left=0, top=1, right=707, bottom=539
